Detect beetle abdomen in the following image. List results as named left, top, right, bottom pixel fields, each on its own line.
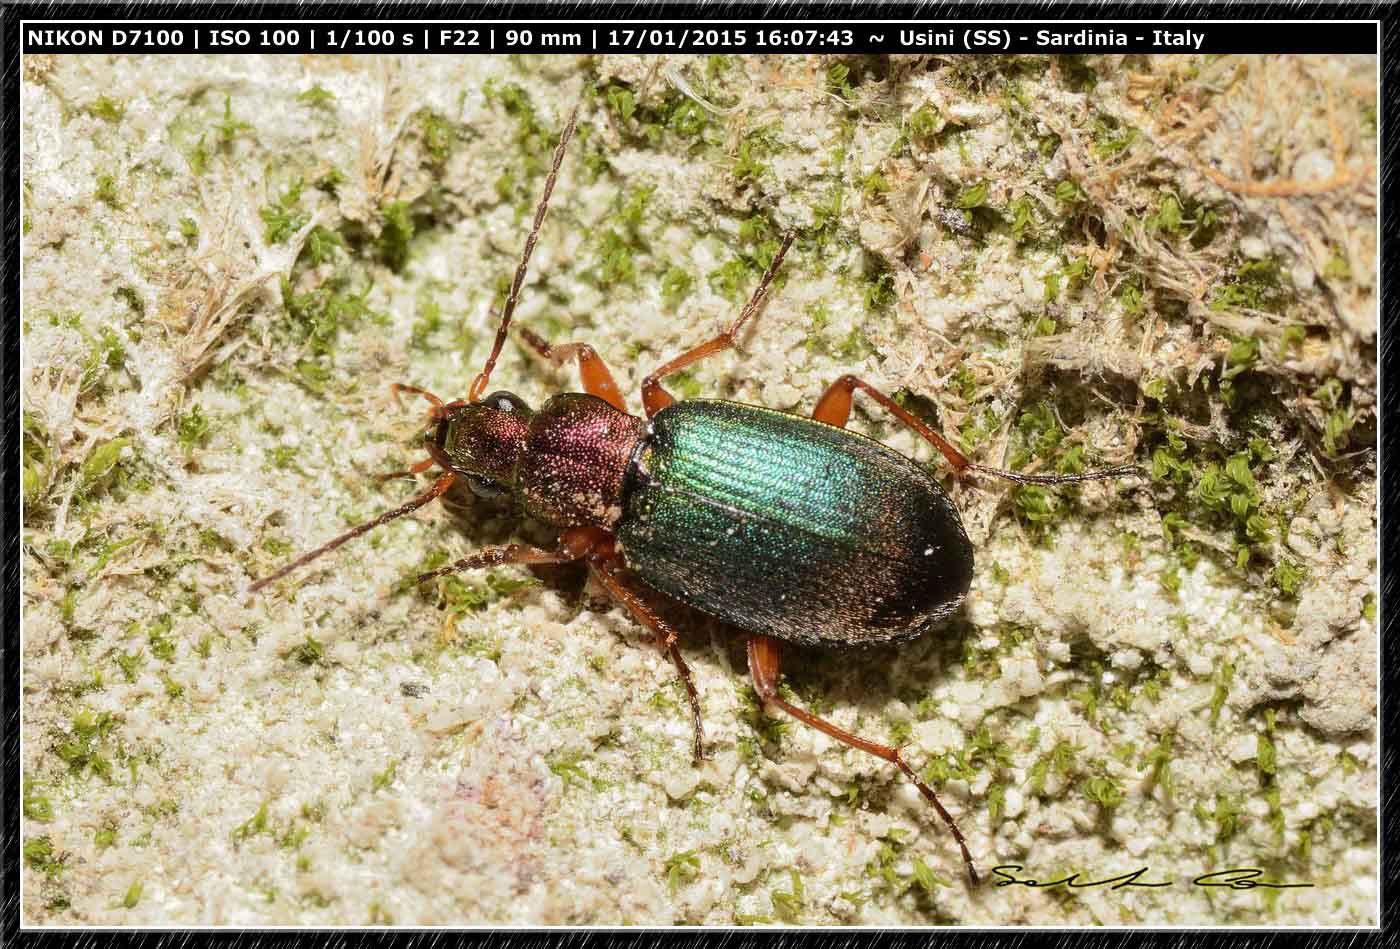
left=618, top=400, right=973, bottom=648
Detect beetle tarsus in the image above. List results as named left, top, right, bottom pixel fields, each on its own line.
left=965, top=462, right=1146, bottom=486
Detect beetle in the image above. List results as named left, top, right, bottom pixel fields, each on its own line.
left=251, top=105, right=1142, bottom=884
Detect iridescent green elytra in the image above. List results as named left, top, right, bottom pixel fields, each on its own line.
left=618, top=400, right=974, bottom=648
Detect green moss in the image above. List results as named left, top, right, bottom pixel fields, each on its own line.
left=280, top=273, right=379, bottom=359
left=861, top=169, right=891, bottom=198
left=1080, top=773, right=1125, bottom=811
left=1211, top=258, right=1289, bottom=313
left=148, top=615, right=176, bottom=661
left=863, top=270, right=895, bottom=313
left=175, top=404, right=211, bottom=455
left=1027, top=738, right=1081, bottom=795
left=908, top=104, right=943, bottom=145
left=605, top=85, right=635, bottom=122
left=770, top=868, right=805, bottom=923
left=378, top=200, right=415, bottom=271
left=186, top=136, right=211, bottom=176
left=1056, top=55, right=1098, bottom=92
left=1140, top=730, right=1175, bottom=797
left=260, top=179, right=309, bottom=245
left=23, top=782, right=54, bottom=822
left=85, top=95, right=126, bottom=122
left=24, top=836, right=66, bottom=877
left=660, top=265, right=695, bottom=310
left=232, top=800, right=272, bottom=845
left=1054, top=179, right=1086, bottom=205
left=213, top=96, right=252, bottom=148
left=1091, top=114, right=1139, bottom=158
left=1195, top=792, right=1242, bottom=845
left=708, top=212, right=785, bottom=303
left=547, top=750, right=592, bottom=790
left=292, top=636, right=324, bottom=665
left=664, top=850, right=701, bottom=893
left=1208, top=659, right=1235, bottom=727
left=416, top=108, right=457, bottom=166
left=1008, top=195, right=1036, bottom=243
left=733, top=138, right=768, bottom=183
left=95, top=824, right=118, bottom=849
left=297, top=84, right=336, bottom=110
left=956, top=181, right=989, bottom=209
left=371, top=760, right=397, bottom=792
left=122, top=880, right=144, bottom=908
left=826, top=63, right=854, bottom=100
left=596, top=229, right=638, bottom=286
left=911, top=856, right=950, bottom=893
left=55, top=709, right=117, bottom=780
left=95, top=173, right=123, bottom=209
left=179, top=216, right=199, bottom=242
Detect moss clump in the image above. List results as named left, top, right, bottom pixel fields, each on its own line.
left=1211, top=258, right=1290, bottom=314
left=279, top=272, right=379, bottom=361
left=94, top=173, right=122, bottom=209
left=85, top=95, right=126, bottom=123
left=213, top=95, right=252, bottom=148
left=174, top=404, right=211, bottom=456
left=24, top=836, right=66, bottom=877
left=23, top=782, right=54, bottom=822
left=708, top=213, right=786, bottom=303
left=415, top=108, right=457, bottom=166
left=260, top=179, right=309, bottom=245
left=55, top=709, right=118, bottom=780
left=297, top=84, right=336, bottom=109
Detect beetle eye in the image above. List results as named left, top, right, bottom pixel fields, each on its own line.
left=482, top=391, right=530, bottom=416
left=466, top=474, right=508, bottom=499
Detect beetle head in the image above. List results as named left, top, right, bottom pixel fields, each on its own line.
left=429, top=390, right=533, bottom=498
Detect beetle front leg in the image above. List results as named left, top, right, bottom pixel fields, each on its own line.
left=517, top=327, right=628, bottom=413
left=591, top=559, right=706, bottom=764
left=641, top=231, right=796, bottom=417
left=746, top=634, right=980, bottom=885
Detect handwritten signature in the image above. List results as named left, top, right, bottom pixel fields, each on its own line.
left=991, top=865, right=1314, bottom=891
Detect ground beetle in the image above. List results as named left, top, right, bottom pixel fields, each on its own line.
left=252, top=106, right=1142, bottom=884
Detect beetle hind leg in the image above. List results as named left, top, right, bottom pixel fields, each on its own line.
left=746, top=634, right=980, bottom=885
left=814, top=374, right=1142, bottom=484
left=592, top=560, right=707, bottom=764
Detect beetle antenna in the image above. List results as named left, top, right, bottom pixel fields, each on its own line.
left=965, top=463, right=1145, bottom=485
left=469, top=105, right=580, bottom=402
left=250, top=472, right=458, bottom=592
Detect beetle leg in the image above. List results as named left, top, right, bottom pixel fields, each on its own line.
left=641, top=231, right=797, bottom=417
left=517, top=327, right=628, bottom=413
left=415, top=543, right=587, bottom=584
left=591, top=559, right=707, bottom=764
left=813, top=375, right=1143, bottom=485
left=416, top=526, right=604, bottom=583
left=389, top=383, right=444, bottom=412
left=746, top=634, right=980, bottom=885
left=376, top=456, right=437, bottom=482
left=813, top=374, right=972, bottom=472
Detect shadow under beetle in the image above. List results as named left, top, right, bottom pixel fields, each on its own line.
left=252, top=106, right=1142, bottom=885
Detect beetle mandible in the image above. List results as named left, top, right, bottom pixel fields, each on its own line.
left=251, top=105, right=1142, bottom=884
